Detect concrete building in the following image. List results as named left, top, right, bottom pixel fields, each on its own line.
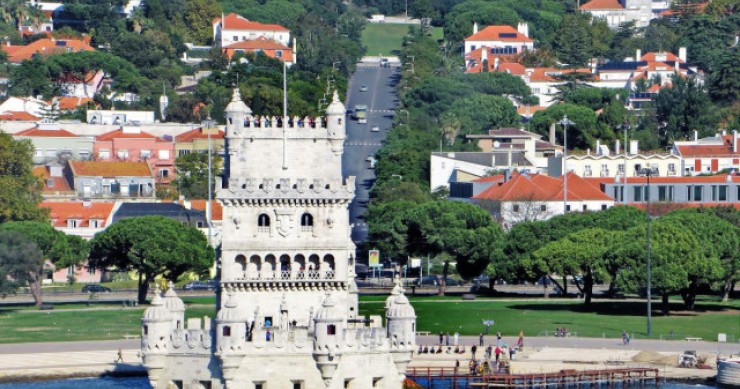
left=87, top=110, right=156, bottom=125
left=596, top=174, right=740, bottom=206
left=466, top=127, right=560, bottom=170
left=140, top=90, right=416, bottom=389
left=0, top=37, right=94, bottom=63
left=430, top=151, right=538, bottom=191
left=93, top=124, right=175, bottom=184
left=579, top=0, right=653, bottom=28
left=463, top=23, right=533, bottom=55
left=213, top=13, right=295, bottom=65
left=672, top=131, right=740, bottom=175
left=174, top=125, right=225, bottom=157
left=472, top=172, right=615, bottom=229
left=13, top=121, right=95, bottom=164
left=67, top=160, right=155, bottom=199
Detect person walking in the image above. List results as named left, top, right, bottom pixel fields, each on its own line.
left=115, top=348, right=124, bottom=363
left=453, top=332, right=459, bottom=346
left=479, top=333, right=484, bottom=346
left=445, top=332, right=450, bottom=346
left=494, top=346, right=501, bottom=362
left=439, top=332, right=444, bottom=345
left=496, top=332, right=502, bottom=347
left=471, top=344, right=478, bottom=360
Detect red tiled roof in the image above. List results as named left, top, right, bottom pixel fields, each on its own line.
left=526, top=67, right=592, bottom=82
left=55, top=96, right=93, bottom=111
left=96, top=128, right=164, bottom=141
left=466, top=25, right=533, bottom=43
left=175, top=127, right=225, bottom=142
left=675, top=144, right=740, bottom=157
left=0, top=111, right=40, bottom=121
left=473, top=172, right=613, bottom=202
left=42, top=201, right=115, bottom=228
left=640, top=51, right=682, bottom=63
left=473, top=174, right=506, bottom=183
left=0, top=38, right=95, bottom=63
left=517, top=105, right=547, bottom=116
left=580, top=0, right=624, bottom=10
left=69, top=161, right=152, bottom=177
left=189, top=200, right=223, bottom=221
left=216, top=13, right=289, bottom=32
left=613, top=175, right=740, bottom=184
left=223, top=36, right=290, bottom=50
left=16, top=126, right=78, bottom=138
left=33, top=166, right=72, bottom=192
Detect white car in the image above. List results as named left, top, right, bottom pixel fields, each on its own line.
left=371, top=126, right=380, bottom=132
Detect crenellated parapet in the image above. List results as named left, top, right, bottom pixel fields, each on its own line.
left=220, top=176, right=355, bottom=201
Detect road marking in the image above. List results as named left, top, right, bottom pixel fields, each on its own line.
left=345, top=142, right=382, bottom=146
left=369, top=110, right=395, bottom=114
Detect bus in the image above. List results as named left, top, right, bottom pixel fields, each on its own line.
left=353, top=104, right=368, bottom=123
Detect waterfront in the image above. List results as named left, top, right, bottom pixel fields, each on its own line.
left=0, top=377, right=718, bottom=388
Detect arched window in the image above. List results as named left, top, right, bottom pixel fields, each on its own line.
left=235, top=255, right=247, bottom=272
left=301, top=213, right=313, bottom=226
left=258, top=214, right=270, bottom=227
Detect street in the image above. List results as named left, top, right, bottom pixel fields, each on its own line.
left=342, top=63, right=400, bottom=245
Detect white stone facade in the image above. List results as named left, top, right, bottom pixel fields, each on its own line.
left=141, top=90, right=416, bottom=389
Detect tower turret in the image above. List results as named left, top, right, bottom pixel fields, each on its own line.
left=224, top=88, right=252, bottom=137
left=385, top=277, right=416, bottom=381
left=325, top=90, right=346, bottom=155
left=312, top=293, right=344, bottom=387
left=162, top=281, right=185, bottom=330
left=216, top=294, right=248, bottom=388
left=141, top=286, right=173, bottom=388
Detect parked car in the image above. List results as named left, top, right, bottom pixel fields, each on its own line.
left=380, top=58, right=390, bottom=67
left=81, top=284, right=111, bottom=293
left=359, top=85, right=368, bottom=92
left=371, top=126, right=380, bottom=132
left=183, top=280, right=217, bottom=291
left=417, top=275, right=438, bottom=286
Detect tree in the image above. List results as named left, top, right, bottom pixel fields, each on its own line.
left=443, top=94, right=519, bottom=138
left=709, top=48, right=740, bottom=104
left=654, top=75, right=718, bottom=143
left=0, top=221, right=89, bottom=306
left=183, top=0, right=221, bottom=44
left=0, top=133, right=48, bottom=223
left=89, top=216, right=215, bottom=303
left=552, top=13, right=592, bottom=66
left=173, top=152, right=222, bottom=199
left=528, top=103, right=604, bottom=150
left=0, top=231, right=43, bottom=298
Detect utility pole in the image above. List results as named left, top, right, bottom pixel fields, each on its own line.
left=558, top=115, right=575, bottom=213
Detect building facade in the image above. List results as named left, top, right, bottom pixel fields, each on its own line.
left=93, top=124, right=175, bottom=184
left=14, top=121, right=95, bottom=164
left=67, top=160, right=156, bottom=199
left=140, top=90, right=416, bottom=389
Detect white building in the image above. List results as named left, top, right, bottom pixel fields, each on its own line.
left=86, top=109, right=155, bottom=125
left=673, top=131, right=740, bottom=175
left=579, top=0, right=653, bottom=28
left=0, top=96, right=49, bottom=118
left=430, top=151, right=538, bottom=191
left=463, top=23, right=533, bottom=55
left=213, top=13, right=291, bottom=48
left=140, top=90, right=416, bottom=389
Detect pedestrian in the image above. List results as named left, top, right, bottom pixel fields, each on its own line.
left=509, top=346, right=515, bottom=360
left=453, top=332, right=459, bottom=346
left=479, top=333, right=484, bottom=346
left=455, top=359, right=460, bottom=372
left=494, top=346, right=501, bottom=362
left=439, top=332, right=444, bottom=345
left=115, top=348, right=124, bottom=363
left=445, top=332, right=450, bottom=346
left=622, top=330, right=630, bottom=346
left=517, top=331, right=524, bottom=350
left=496, top=332, right=502, bottom=347
left=485, top=345, right=492, bottom=360
left=471, top=344, right=477, bottom=359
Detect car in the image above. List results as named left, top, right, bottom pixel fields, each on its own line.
left=182, top=280, right=217, bottom=291
left=417, top=275, right=438, bottom=286
left=359, top=85, right=368, bottom=92
left=380, top=58, right=390, bottom=67
left=81, top=284, right=111, bottom=293
left=371, top=126, right=380, bottom=132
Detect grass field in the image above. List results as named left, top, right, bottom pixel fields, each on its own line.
left=0, top=297, right=737, bottom=343
left=362, top=23, right=444, bottom=56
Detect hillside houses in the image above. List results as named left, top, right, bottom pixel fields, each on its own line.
left=213, top=13, right=295, bottom=65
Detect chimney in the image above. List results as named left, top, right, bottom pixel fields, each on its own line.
left=678, top=47, right=687, bottom=62
left=733, top=130, right=738, bottom=153
left=517, top=22, right=529, bottom=38
left=629, top=140, right=639, bottom=155
left=615, top=139, right=621, bottom=155
left=549, top=123, right=556, bottom=145
left=504, top=169, right=511, bottom=182
left=636, top=49, right=642, bottom=60
left=694, top=130, right=698, bottom=142
left=50, top=165, right=63, bottom=177
left=596, top=140, right=601, bottom=155
left=494, top=57, right=500, bottom=71
left=481, top=48, right=488, bottom=64
left=473, top=22, right=479, bottom=34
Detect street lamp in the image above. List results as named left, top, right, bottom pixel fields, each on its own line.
left=558, top=115, right=575, bottom=214
left=202, top=116, right=215, bottom=248
left=638, top=166, right=658, bottom=337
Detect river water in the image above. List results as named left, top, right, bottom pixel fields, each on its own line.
left=0, top=377, right=717, bottom=389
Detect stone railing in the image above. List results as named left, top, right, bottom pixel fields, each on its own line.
left=236, top=270, right=336, bottom=281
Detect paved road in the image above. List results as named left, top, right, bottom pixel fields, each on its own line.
left=342, top=63, right=400, bottom=245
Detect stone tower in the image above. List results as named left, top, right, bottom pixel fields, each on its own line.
left=140, top=89, right=415, bottom=389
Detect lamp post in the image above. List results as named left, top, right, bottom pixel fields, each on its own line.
left=558, top=115, right=575, bottom=214
left=202, top=116, right=215, bottom=248
left=639, top=167, right=658, bottom=337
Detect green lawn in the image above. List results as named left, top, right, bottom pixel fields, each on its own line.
left=0, top=297, right=736, bottom=343
left=362, top=23, right=443, bottom=56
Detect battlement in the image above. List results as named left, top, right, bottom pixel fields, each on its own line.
left=220, top=176, right=355, bottom=200
left=228, top=116, right=330, bottom=135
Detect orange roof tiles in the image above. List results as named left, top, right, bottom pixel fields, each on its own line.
left=16, top=126, right=79, bottom=138
left=217, top=13, right=289, bottom=32
left=473, top=172, right=613, bottom=202
left=55, top=96, right=93, bottom=111
left=526, top=67, right=593, bottom=82
left=188, top=200, right=223, bottom=221
left=96, top=128, right=164, bottom=141
left=1, top=38, right=95, bottom=63
left=466, top=26, right=533, bottom=42
left=0, top=111, right=40, bottom=121
left=675, top=144, right=740, bottom=157
left=224, top=36, right=291, bottom=50
left=641, top=51, right=682, bottom=63
left=42, top=201, right=115, bottom=228
left=517, top=105, right=547, bottom=115
left=472, top=175, right=506, bottom=183
left=175, top=127, right=225, bottom=143
left=69, top=161, right=152, bottom=177
left=580, top=0, right=624, bottom=10
left=33, top=166, right=72, bottom=192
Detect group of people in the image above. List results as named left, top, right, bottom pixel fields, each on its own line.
left=417, top=345, right=467, bottom=354
left=554, top=327, right=570, bottom=337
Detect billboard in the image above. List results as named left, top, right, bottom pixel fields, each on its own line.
left=369, top=250, right=380, bottom=267
left=410, top=258, right=422, bottom=268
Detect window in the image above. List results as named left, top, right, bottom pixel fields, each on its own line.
left=582, top=204, right=587, bottom=211
left=540, top=204, right=546, bottom=212
left=300, top=213, right=313, bottom=226
left=668, top=163, right=676, bottom=175
left=293, top=382, right=303, bottom=389
left=275, top=50, right=283, bottom=58
left=601, top=204, right=608, bottom=210
left=117, top=150, right=129, bottom=159
left=90, top=219, right=100, bottom=228
left=140, top=149, right=151, bottom=158
left=160, top=169, right=169, bottom=178
left=717, top=185, right=728, bottom=201
left=617, top=164, right=624, bottom=174
left=68, top=219, right=80, bottom=228
left=584, top=165, right=592, bottom=177
left=178, top=149, right=191, bottom=157
left=143, top=325, right=148, bottom=335
left=693, top=186, right=703, bottom=201
left=254, top=383, right=264, bottom=389
left=512, top=204, right=520, bottom=213
left=99, top=149, right=110, bottom=159
left=258, top=214, right=270, bottom=227
left=34, top=149, right=44, bottom=158
left=265, top=316, right=273, bottom=327
left=327, top=324, right=336, bottom=335
left=658, top=186, right=667, bottom=201
left=222, top=326, right=231, bottom=337
left=634, top=186, right=643, bottom=202
left=197, top=221, right=205, bottom=228
left=566, top=205, right=571, bottom=212
left=158, top=150, right=170, bottom=160
left=232, top=35, right=238, bottom=41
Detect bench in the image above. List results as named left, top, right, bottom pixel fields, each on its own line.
left=39, top=303, right=53, bottom=310
left=415, top=331, right=431, bottom=336
left=685, top=337, right=702, bottom=342
left=123, top=334, right=141, bottom=340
